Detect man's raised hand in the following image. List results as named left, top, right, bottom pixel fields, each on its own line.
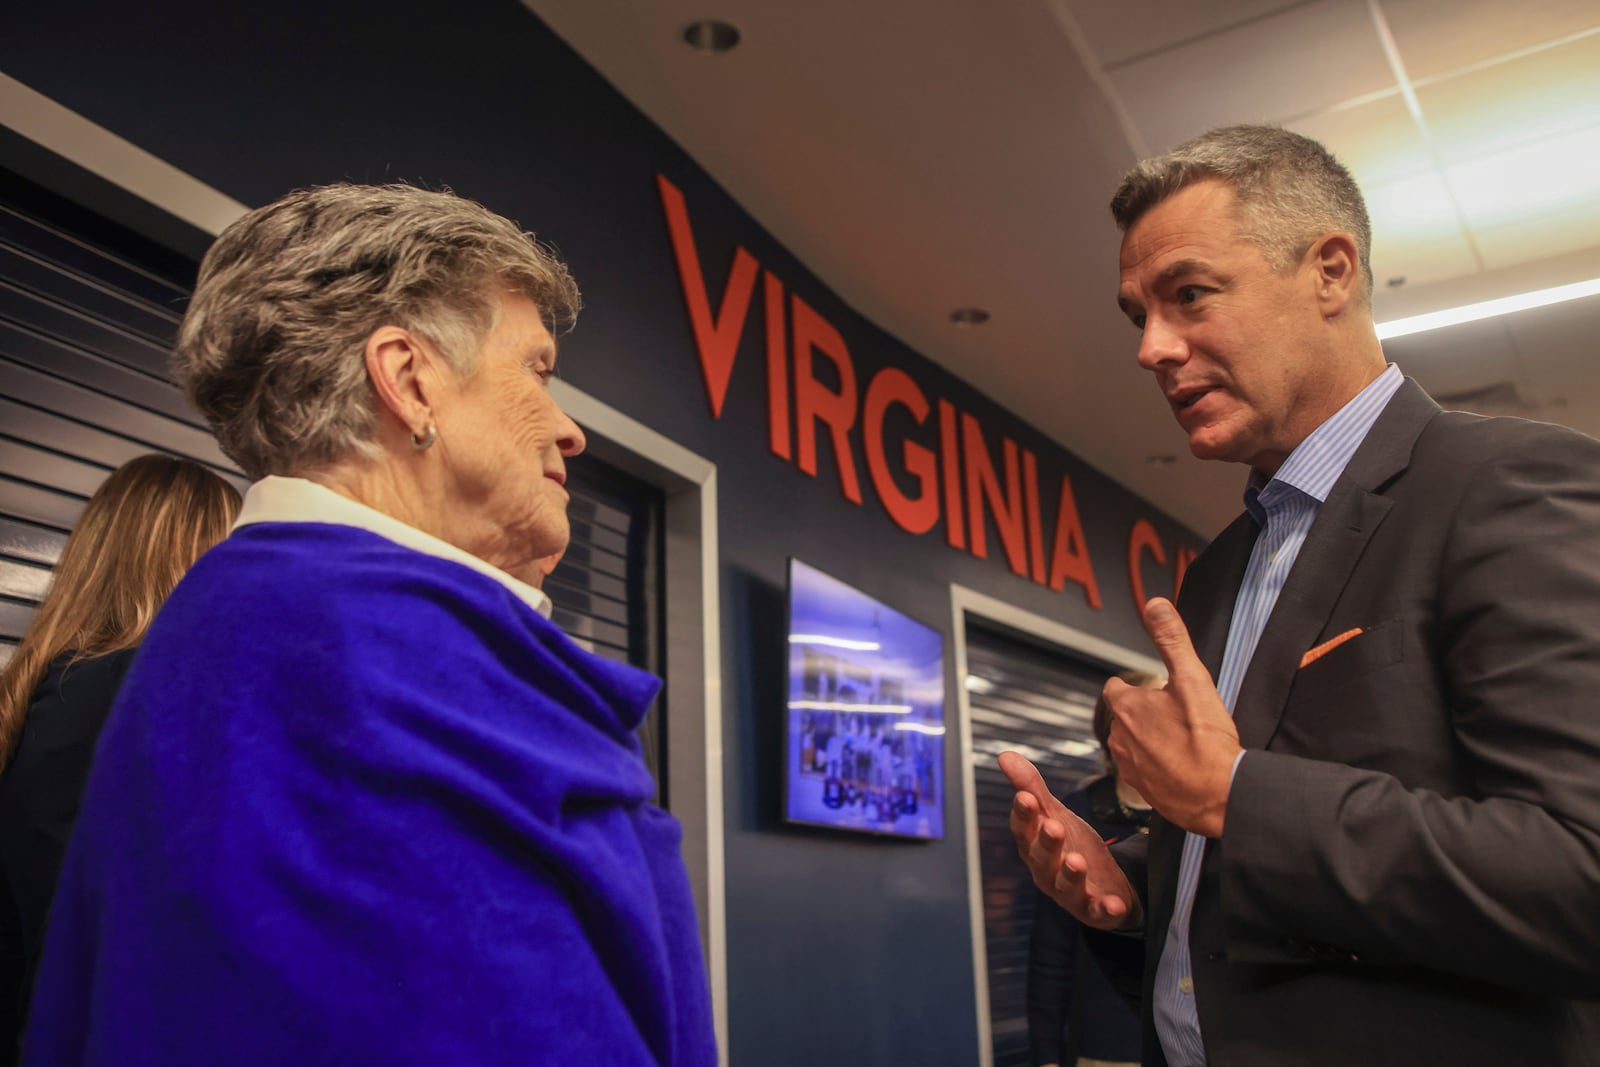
left=1104, top=597, right=1241, bottom=838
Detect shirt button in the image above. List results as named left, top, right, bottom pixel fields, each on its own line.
left=1178, top=977, right=1194, bottom=995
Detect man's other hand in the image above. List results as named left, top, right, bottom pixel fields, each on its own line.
left=998, top=751, right=1142, bottom=930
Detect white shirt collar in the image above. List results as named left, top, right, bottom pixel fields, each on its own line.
left=232, top=475, right=553, bottom=619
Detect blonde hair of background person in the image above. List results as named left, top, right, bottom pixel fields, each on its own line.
left=0, top=454, right=241, bottom=766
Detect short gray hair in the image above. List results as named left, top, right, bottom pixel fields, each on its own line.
left=175, top=183, right=581, bottom=479
left=1109, top=125, right=1373, bottom=304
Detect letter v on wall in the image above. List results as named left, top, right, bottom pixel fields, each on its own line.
left=657, top=174, right=760, bottom=418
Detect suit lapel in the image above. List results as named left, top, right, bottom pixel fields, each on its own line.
left=1231, top=379, right=1440, bottom=750
left=1231, top=488, right=1392, bottom=748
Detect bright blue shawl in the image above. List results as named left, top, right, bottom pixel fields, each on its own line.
left=26, top=523, right=716, bottom=1066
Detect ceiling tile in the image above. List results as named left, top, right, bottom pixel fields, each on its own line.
left=1364, top=170, right=1479, bottom=289
left=1108, top=0, right=1396, bottom=153
left=1446, top=124, right=1600, bottom=227
left=1289, top=93, right=1430, bottom=186
left=1469, top=212, right=1600, bottom=274
left=1417, top=32, right=1600, bottom=165
left=1379, top=0, right=1600, bottom=81
left=1369, top=230, right=1482, bottom=292
left=1445, top=125, right=1600, bottom=269
left=1063, top=0, right=1306, bottom=69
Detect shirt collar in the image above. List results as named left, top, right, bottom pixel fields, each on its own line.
left=232, top=476, right=553, bottom=619
left=1245, top=363, right=1404, bottom=514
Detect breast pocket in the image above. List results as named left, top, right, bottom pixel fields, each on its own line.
left=1278, top=617, right=1435, bottom=769
left=1293, top=616, right=1406, bottom=692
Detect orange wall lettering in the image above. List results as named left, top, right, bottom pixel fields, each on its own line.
left=1127, top=518, right=1165, bottom=610
left=1048, top=473, right=1102, bottom=608
left=791, top=294, right=863, bottom=505
left=961, top=413, right=1029, bottom=579
left=1023, top=450, right=1046, bottom=584
left=763, top=271, right=790, bottom=459
left=657, top=175, right=760, bottom=420
left=657, top=177, right=1205, bottom=609
left=938, top=400, right=965, bottom=551
left=862, top=367, right=940, bottom=535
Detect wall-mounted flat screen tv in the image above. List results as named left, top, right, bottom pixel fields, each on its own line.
left=785, top=558, right=946, bottom=839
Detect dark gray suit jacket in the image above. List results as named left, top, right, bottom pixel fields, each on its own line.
left=1111, top=379, right=1600, bottom=1066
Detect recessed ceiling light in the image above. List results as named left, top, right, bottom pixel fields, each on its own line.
left=950, top=307, right=990, bottom=326
left=683, top=20, right=740, bottom=53
left=1375, top=277, right=1600, bottom=340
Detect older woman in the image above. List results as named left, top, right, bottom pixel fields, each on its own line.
left=25, top=186, right=716, bottom=1066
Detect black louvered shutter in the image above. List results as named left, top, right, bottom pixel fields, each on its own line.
left=0, top=166, right=244, bottom=668
left=554, top=459, right=666, bottom=799
left=965, top=623, right=1114, bottom=1067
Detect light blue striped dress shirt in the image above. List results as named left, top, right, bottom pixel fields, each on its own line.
left=1152, top=364, right=1404, bottom=1066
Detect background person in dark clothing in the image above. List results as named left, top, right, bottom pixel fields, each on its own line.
left=1028, top=671, right=1158, bottom=1067
left=0, top=454, right=239, bottom=1063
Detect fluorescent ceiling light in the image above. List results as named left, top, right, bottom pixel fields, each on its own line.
left=787, top=634, right=880, bottom=651
left=787, top=701, right=913, bottom=714
left=1375, top=277, right=1600, bottom=340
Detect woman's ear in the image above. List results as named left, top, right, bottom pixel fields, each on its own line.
left=364, top=326, right=437, bottom=438
left=1309, top=231, right=1361, bottom=317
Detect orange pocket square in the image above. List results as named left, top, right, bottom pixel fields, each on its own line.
left=1299, top=628, right=1363, bottom=668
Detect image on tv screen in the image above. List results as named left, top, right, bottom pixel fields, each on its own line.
left=785, top=558, right=945, bottom=839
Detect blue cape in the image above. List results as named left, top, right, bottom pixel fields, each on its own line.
left=26, top=523, right=716, bottom=1066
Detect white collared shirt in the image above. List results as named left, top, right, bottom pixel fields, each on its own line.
left=232, top=475, right=553, bottom=619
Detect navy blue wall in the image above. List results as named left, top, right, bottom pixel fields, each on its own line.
left=0, top=3, right=1205, bottom=1062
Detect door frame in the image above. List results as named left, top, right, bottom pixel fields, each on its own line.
left=949, top=582, right=1159, bottom=1067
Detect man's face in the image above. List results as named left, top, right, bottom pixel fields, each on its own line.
left=1116, top=180, right=1331, bottom=475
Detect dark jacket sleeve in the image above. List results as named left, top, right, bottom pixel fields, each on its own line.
left=0, top=650, right=137, bottom=961
left=1078, top=799, right=1149, bottom=1014
left=0, top=649, right=137, bottom=1066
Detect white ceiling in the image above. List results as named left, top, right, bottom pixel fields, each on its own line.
left=526, top=0, right=1600, bottom=538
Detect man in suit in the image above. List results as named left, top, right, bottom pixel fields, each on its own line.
left=1000, top=124, right=1600, bottom=1065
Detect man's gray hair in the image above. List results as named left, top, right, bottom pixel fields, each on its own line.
left=1109, top=125, right=1373, bottom=304
left=175, top=183, right=581, bottom=479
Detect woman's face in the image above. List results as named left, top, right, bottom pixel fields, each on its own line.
left=431, top=290, right=586, bottom=582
